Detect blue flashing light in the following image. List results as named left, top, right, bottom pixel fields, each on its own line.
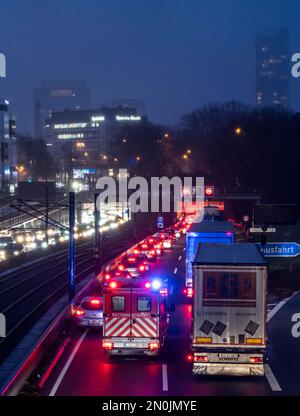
left=151, top=279, right=162, bottom=290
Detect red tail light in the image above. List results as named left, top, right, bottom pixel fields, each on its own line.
left=118, top=264, right=124, bottom=271
left=128, top=257, right=136, bottom=263
left=104, top=273, right=111, bottom=280
left=139, top=265, right=145, bottom=272
left=75, top=308, right=85, bottom=316
left=148, top=342, right=159, bottom=351
left=133, top=249, right=140, bottom=254
left=144, top=281, right=151, bottom=289
left=103, top=341, right=114, bottom=350
left=90, top=299, right=100, bottom=306
left=141, top=244, right=148, bottom=249
left=150, top=249, right=156, bottom=255
left=109, top=281, right=118, bottom=289
left=183, top=287, right=194, bottom=298
left=249, top=356, right=263, bottom=363
left=187, top=354, right=193, bottom=362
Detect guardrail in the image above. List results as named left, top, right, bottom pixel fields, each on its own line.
left=0, top=235, right=146, bottom=396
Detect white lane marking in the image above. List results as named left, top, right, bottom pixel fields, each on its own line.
left=162, top=364, right=168, bottom=391
left=267, top=298, right=289, bottom=322
left=174, top=267, right=178, bottom=274
left=49, top=328, right=89, bottom=396
left=264, top=364, right=282, bottom=392
left=178, top=255, right=182, bottom=261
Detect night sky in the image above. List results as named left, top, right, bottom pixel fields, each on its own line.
left=0, top=0, right=300, bottom=133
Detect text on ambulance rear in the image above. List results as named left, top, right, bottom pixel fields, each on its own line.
left=191, top=243, right=267, bottom=376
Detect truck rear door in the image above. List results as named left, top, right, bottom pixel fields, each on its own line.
left=131, top=289, right=159, bottom=339
left=193, top=266, right=266, bottom=347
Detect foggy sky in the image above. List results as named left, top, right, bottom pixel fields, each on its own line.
left=0, top=0, right=300, bottom=133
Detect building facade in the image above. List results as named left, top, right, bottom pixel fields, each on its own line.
left=254, top=27, right=289, bottom=108
left=0, top=99, right=17, bottom=192
left=33, top=81, right=91, bottom=139
left=44, top=106, right=143, bottom=189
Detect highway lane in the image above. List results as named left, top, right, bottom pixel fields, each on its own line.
left=41, top=237, right=286, bottom=396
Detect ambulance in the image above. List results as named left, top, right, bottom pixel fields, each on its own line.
left=102, top=277, right=172, bottom=356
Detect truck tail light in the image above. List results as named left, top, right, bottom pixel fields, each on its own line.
left=148, top=342, right=159, bottom=351
left=103, top=341, right=114, bottom=350
left=139, top=265, right=145, bottom=272
left=249, top=356, right=263, bottom=363
left=246, top=338, right=262, bottom=345
left=183, top=287, right=194, bottom=297
left=194, top=355, right=208, bottom=362
left=109, top=281, right=118, bottom=289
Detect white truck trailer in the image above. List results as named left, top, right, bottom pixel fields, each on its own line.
left=191, top=243, right=267, bottom=376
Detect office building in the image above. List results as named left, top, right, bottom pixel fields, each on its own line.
left=44, top=106, right=143, bottom=188
left=33, top=81, right=91, bottom=138
left=0, top=99, right=17, bottom=192
left=254, top=27, right=289, bottom=108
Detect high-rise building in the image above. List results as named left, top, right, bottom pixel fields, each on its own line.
left=44, top=106, right=143, bottom=188
left=0, top=99, right=17, bottom=192
left=33, top=81, right=91, bottom=138
left=254, top=27, right=289, bottom=108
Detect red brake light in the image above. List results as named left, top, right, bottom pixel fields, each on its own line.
left=183, top=287, right=194, bottom=297
left=118, top=264, right=124, bottom=271
left=103, top=341, right=114, bottom=350
left=187, top=354, right=193, bottom=362
left=133, top=249, right=139, bottom=254
left=109, top=281, right=118, bottom=289
left=104, top=273, right=111, bottom=280
left=75, top=308, right=85, bottom=316
left=90, top=299, right=100, bottom=306
left=250, top=356, right=263, bottom=363
left=150, top=249, right=156, bottom=255
left=141, top=244, right=148, bottom=249
left=148, top=342, right=159, bottom=351
left=139, top=265, right=145, bottom=272
left=128, top=257, right=136, bottom=263
left=144, top=282, right=151, bottom=289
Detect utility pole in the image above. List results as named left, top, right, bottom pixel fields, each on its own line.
left=69, top=192, right=75, bottom=302
left=94, top=193, right=101, bottom=274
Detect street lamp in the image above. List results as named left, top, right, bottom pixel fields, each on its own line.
left=235, top=127, right=242, bottom=136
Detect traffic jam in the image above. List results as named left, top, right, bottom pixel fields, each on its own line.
left=72, top=221, right=187, bottom=357
left=70, top=209, right=267, bottom=377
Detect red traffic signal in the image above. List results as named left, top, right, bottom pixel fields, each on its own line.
left=204, top=186, right=214, bottom=197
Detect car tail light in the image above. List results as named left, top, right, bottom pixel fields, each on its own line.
left=148, top=238, right=154, bottom=243
left=141, top=244, right=148, bottom=249
left=150, top=249, right=156, bottom=255
left=194, top=355, right=208, bottom=362
left=133, top=249, right=139, bottom=254
left=75, top=307, right=85, bottom=316
left=187, top=354, right=193, bottom=362
left=109, top=281, right=118, bottom=289
left=104, top=273, right=111, bottom=280
left=148, top=342, right=159, bottom=351
left=139, top=265, right=145, bottom=272
left=118, top=264, right=125, bottom=271
left=160, top=288, right=168, bottom=296
left=144, top=281, right=151, bottom=289
left=103, top=341, right=114, bottom=350
left=90, top=299, right=100, bottom=306
left=128, top=257, right=136, bottom=263
left=249, top=356, right=263, bottom=363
